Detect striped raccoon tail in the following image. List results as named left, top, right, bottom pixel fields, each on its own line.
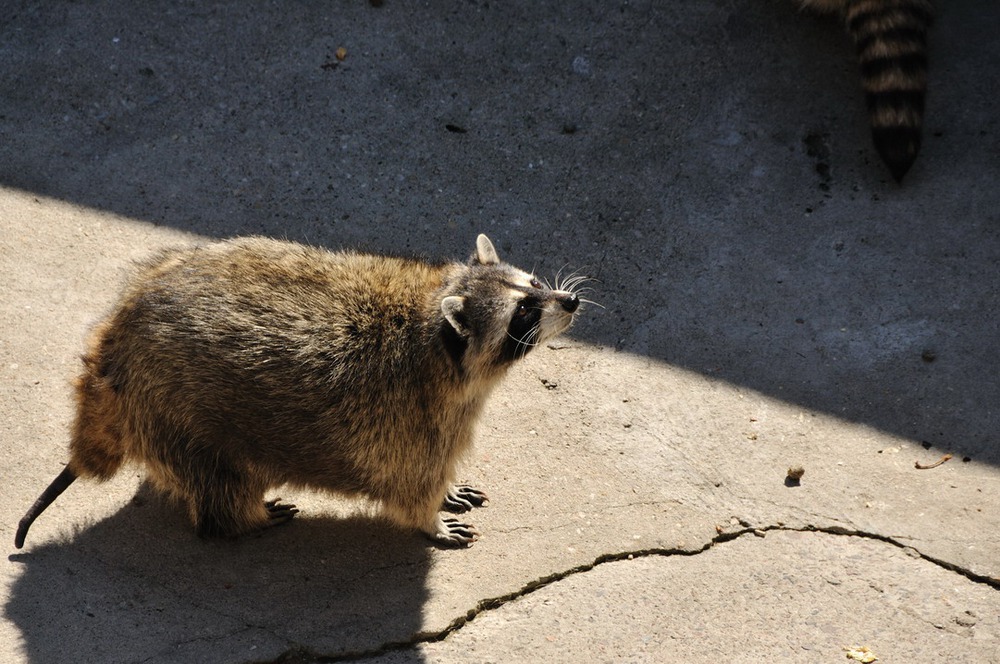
left=845, top=0, right=933, bottom=182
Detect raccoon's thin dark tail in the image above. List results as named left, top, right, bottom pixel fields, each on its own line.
left=845, top=0, right=933, bottom=182
left=15, top=466, right=78, bottom=549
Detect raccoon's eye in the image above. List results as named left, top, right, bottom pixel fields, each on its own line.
left=514, top=302, right=529, bottom=317
left=529, top=278, right=542, bottom=290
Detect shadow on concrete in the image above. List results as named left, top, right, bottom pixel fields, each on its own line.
left=4, top=1, right=999, bottom=661
left=4, top=484, right=430, bottom=662
left=1, top=3, right=997, bottom=454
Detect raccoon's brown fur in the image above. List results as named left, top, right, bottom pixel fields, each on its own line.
left=801, top=0, right=933, bottom=181
left=15, top=235, right=582, bottom=548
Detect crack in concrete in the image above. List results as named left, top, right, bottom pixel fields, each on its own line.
left=253, top=524, right=1000, bottom=664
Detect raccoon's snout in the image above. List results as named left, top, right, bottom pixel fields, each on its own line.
left=558, top=292, right=580, bottom=313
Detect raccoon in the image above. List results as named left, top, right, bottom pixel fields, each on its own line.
left=15, top=234, right=584, bottom=548
left=800, top=0, right=933, bottom=181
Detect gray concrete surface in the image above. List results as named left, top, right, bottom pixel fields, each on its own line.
left=2, top=0, right=998, bottom=662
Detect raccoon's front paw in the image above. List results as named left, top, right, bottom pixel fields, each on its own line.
left=442, top=484, right=490, bottom=513
left=430, top=515, right=480, bottom=547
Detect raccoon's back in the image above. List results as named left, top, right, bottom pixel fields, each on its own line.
left=101, top=238, right=454, bottom=441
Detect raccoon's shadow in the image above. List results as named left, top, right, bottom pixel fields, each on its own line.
left=5, top=483, right=432, bottom=663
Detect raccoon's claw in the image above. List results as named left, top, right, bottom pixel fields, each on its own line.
left=264, top=498, right=299, bottom=524
left=442, top=484, right=490, bottom=513
left=433, top=516, right=480, bottom=547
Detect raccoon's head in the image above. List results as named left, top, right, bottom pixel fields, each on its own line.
left=441, top=234, right=582, bottom=378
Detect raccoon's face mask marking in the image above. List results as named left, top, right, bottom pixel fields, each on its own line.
left=503, top=292, right=543, bottom=362
left=499, top=275, right=579, bottom=363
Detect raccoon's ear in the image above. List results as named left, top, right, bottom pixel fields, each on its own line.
left=441, top=296, right=471, bottom=336
left=474, top=234, right=501, bottom=266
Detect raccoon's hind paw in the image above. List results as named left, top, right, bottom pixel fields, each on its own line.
left=432, top=516, right=480, bottom=547
left=442, top=484, right=490, bottom=513
left=264, top=498, right=299, bottom=525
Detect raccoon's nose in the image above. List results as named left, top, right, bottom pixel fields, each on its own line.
left=559, top=292, right=580, bottom=313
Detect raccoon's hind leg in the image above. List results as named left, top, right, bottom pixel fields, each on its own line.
left=442, top=484, right=489, bottom=513
left=193, top=484, right=298, bottom=539
left=263, top=498, right=299, bottom=525
left=190, top=481, right=298, bottom=538
left=164, top=453, right=298, bottom=538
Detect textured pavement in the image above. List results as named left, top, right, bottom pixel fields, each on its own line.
left=2, top=1, right=999, bottom=662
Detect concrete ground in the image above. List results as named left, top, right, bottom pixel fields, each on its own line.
left=2, top=0, right=998, bottom=662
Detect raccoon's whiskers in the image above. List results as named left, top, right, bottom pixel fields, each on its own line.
left=555, top=271, right=592, bottom=294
